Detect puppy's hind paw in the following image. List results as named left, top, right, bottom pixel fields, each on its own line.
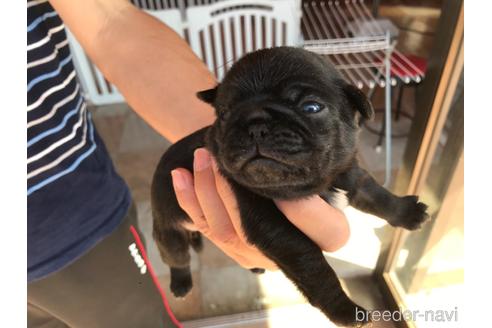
left=329, top=303, right=371, bottom=328
left=170, top=277, right=192, bottom=298
left=390, top=196, right=430, bottom=231
left=170, top=268, right=193, bottom=298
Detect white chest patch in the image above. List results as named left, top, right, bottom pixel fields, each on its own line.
left=330, top=188, right=349, bottom=210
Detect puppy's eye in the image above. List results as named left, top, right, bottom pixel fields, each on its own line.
left=301, top=101, right=324, bottom=114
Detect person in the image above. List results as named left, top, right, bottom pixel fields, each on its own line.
left=27, top=0, right=351, bottom=327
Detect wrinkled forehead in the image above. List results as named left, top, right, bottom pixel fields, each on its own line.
left=218, top=65, right=342, bottom=106
left=212, top=48, right=345, bottom=109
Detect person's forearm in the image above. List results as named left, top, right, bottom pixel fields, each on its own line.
left=50, top=0, right=216, bottom=142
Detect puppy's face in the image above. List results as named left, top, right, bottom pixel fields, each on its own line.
left=200, top=47, right=373, bottom=199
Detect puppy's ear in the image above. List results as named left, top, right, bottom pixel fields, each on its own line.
left=341, top=83, right=374, bottom=120
left=196, top=86, right=218, bottom=104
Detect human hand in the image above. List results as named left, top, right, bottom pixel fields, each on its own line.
left=170, top=148, right=350, bottom=270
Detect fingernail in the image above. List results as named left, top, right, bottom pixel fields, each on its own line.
left=194, top=148, right=211, bottom=171
left=171, top=170, right=188, bottom=191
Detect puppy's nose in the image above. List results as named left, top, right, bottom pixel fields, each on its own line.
left=246, top=108, right=271, bottom=122
left=244, top=108, right=271, bottom=141
left=248, top=124, right=269, bottom=141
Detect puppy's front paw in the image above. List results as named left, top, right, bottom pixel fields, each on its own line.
left=389, top=196, right=429, bottom=230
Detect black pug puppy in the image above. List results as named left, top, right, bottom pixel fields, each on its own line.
left=151, top=47, right=428, bottom=327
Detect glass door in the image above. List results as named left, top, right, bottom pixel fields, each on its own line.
left=376, top=3, right=463, bottom=327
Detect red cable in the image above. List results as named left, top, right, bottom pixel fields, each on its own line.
left=129, top=225, right=183, bottom=328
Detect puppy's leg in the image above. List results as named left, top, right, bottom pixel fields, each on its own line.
left=189, top=231, right=204, bottom=253
left=150, top=127, right=210, bottom=298
left=152, top=224, right=193, bottom=298
left=230, top=182, right=369, bottom=327
left=333, top=163, right=429, bottom=230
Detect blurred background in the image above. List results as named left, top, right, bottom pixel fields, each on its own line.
left=67, top=0, right=464, bottom=327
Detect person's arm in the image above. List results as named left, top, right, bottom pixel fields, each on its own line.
left=50, top=0, right=215, bottom=143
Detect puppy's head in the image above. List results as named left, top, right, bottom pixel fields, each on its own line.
left=200, top=47, right=373, bottom=199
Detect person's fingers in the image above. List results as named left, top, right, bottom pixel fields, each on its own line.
left=211, top=158, right=252, bottom=246
left=193, top=148, right=239, bottom=245
left=171, top=167, right=253, bottom=267
left=275, top=196, right=350, bottom=252
left=171, top=168, right=207, bottom=232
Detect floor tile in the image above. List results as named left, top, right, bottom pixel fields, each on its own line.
left=90, top=106, right=128, bottom=156
left=119, top=111, right=170, bottom=153
left=112, top=149, right=164, bottom=202
left=199, top=265, right=264, bottom=317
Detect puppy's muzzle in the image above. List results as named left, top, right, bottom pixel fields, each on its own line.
left=248, top=123, right=268, bottom=142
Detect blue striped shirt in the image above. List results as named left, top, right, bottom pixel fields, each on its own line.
left=27, top=0, right=131, bottom=282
